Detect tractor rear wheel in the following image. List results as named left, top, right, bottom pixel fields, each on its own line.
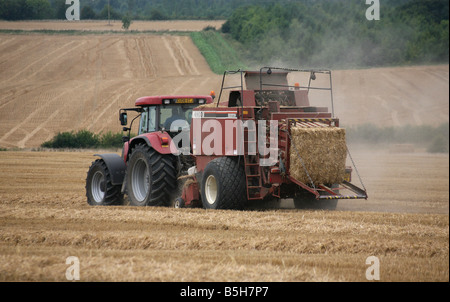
left=86, top=159, right=124, bottom=206
left=201, top=157, right=247, bottom=210
left=126, top=143, right=176, bottom=206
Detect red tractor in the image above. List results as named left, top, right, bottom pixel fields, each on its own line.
left=85, top=95, right=213, bottom=206
left=86, top=67, right=367, bottom=210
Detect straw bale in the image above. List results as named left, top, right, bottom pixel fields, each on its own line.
left=196, top=102, right=219, bottom=109
left=289, top=127, right=347, bottom=185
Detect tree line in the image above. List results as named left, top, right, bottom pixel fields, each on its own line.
left=0, top=0, right=119, bottom=20
left=220, top=0, right=449, bottom=68
left=1, top=0, right=447, bottom=69
left=1, top=0, right=266, bottom=21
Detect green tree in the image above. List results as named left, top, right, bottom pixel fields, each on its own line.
left=52, top=0, right=66, bottom=19
left=99, top=4, right=120, bottom=20
left=25, top=0, right=53, bottom=19
left=122, top=13, right=132, bottom=30
left=149, top=8, right=166, bottom=20
left=81, top=5, right=97, bottom=19
left=0, top=0, right=27, bottom=20
left=221, top=0, right=449, bottom=69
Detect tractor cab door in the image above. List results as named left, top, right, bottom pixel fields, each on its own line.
left=138, top=106, right=157, bottom=135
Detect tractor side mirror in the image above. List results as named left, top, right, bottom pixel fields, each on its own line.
left=119, top=112, right=128, bottom=126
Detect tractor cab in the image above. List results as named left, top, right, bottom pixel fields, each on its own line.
left=120, top=95, right=213, bottom=137
left=118, top=95, right=213, bottom=164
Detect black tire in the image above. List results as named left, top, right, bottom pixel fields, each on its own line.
left=293, top=186, right=338, bottom=210
left=201, top=157, right=247, bottom=210
left=126, top=143, right=177, bottom=206
left=174, top=197, right=185, bottom=208
left=86, top=159, right=124, bottom=206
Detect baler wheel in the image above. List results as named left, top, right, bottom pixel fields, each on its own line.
left=201, top=157, right=247, bottom=210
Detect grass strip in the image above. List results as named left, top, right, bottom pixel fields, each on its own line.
left=190, top=30, right=247, bottom=74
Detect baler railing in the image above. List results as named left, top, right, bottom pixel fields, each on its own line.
left=217, top=69, right=244, bottom=110
left=259, top=67, right=335, bottom=117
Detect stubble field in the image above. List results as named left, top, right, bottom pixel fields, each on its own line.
left=0, top=21, right=448, bottom=282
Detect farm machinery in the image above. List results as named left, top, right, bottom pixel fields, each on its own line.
left=86, top=67, right=367, bottom=210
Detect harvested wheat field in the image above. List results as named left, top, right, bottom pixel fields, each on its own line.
left=0, top=148, right=448, bottom=282
left=0, top=30, right=448, bottom=149
left=0, top=33, right=219, bottom=149
left=0, top=22, right=449, bottom=283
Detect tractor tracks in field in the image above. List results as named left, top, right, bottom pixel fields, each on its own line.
left=0, top=82, right=86, bottom=148
left=7, top=40, right=85, bottom=83
left=122, top=37, right=158, bottom=79
left=0, top=85, right=33, bottom=111
left=0, top=38, right=46, bottom=76
left=85, top=83, right=136, bottom=133
left=136, top=38, right=157, bottom=78
left=162, top=35, right=200, bottom=76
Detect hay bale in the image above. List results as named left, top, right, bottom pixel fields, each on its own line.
left=289, top=126, right=347, bottom=185
left=196, top=102, right=219, bottom=109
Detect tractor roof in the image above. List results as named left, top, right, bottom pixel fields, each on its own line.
left=135, top=95, right=214, bottom=106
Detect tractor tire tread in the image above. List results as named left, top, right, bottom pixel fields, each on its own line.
left=86, top=159, right=124, bottom=206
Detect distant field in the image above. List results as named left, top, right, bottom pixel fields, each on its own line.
left=0, top=20, right=226, bottom=32
left=0, top=20, right=448, bottom=149
left=0, top=33, right=217, bottom=149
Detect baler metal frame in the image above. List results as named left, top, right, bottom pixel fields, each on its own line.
left=199, top=66, right=368, bottom=205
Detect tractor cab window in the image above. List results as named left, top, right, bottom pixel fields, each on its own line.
left=138, top=106, right=156, bottom=134
left=160, top=105, right=195, bottom=132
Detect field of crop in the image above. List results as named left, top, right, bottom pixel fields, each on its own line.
left=0, top=32, right=218, bottom=149
left=0, top=149, right=448, bottom=282
left=0, top=21, right=448, bottom=282
left=0, top=35, right=447, bottom=149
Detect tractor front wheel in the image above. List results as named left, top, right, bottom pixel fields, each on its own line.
left=86, top=159, right=124, bottom=206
